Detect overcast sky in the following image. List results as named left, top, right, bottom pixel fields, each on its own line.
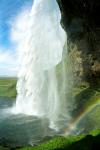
left=0, top=0, right=33, bottom=76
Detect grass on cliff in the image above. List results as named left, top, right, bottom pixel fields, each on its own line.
left=0, top=77, right=17, bottom=98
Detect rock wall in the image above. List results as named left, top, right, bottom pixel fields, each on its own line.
left=58, top=0, right=100, bottom=87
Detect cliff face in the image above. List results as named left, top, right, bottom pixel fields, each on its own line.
left=58, top=0, right=100, bottom=87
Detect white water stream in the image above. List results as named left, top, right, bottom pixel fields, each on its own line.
left=14, top=0, right=68, bottom=130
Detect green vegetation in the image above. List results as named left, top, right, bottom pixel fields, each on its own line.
left=0, top=146, right=9, bottom=150
left=18, top=129, right=100, bottom=150
left=0, top=77, right=17, bottom=98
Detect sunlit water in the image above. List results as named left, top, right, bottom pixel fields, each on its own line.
left=13, top=0, right=69, bottom=131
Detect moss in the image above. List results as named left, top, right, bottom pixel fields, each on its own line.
left=90, top=129, right=100, bottom=136
left=17, top=136, right=85, bottom=150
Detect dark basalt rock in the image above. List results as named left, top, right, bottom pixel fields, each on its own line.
left=57, top=0, right=100, bottom=86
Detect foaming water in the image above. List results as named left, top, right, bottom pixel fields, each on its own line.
left=0, top=98, right=57, bottom=147
left=13, top=0, right=69, bottom=130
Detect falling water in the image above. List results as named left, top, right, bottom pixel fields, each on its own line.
left=15, top=0, right=68, bottom=130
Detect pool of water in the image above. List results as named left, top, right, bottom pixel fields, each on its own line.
left=0, top=98, right=56, bottom=148
left=0, top=97, right=98, bottom=148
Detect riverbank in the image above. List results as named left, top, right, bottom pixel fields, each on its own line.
left=19, top=129, right=100, bottom=150
left=0, top=129, right=100, bottom=150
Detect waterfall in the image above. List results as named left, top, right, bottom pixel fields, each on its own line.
left=15, top=0, right=68, bottom=130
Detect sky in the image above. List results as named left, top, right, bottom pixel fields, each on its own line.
left=0, top=0, right=33, bottom=76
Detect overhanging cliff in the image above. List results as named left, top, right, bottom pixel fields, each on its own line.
left=58, top=0, right=100, bottom=86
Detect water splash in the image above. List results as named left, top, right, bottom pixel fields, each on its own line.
left=14, top=0, right=68, bottom=130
